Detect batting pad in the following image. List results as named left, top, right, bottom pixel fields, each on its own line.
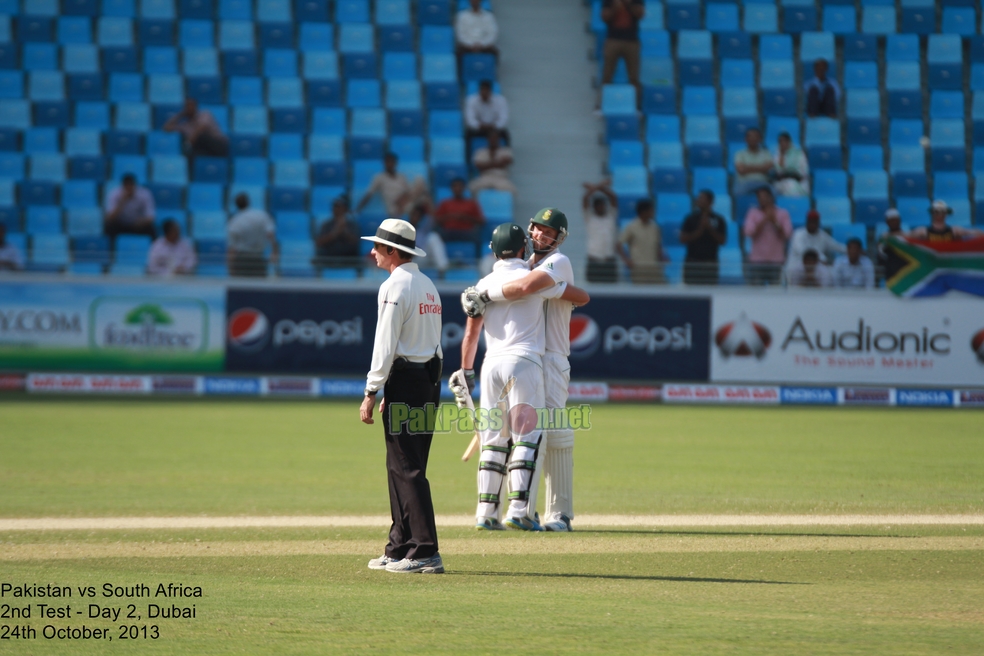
left=544, top=445, right=574, bottom=521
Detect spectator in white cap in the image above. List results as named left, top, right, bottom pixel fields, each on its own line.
left=788, top=209, right=846, bottom=265
left=909, top=200, right=982, bottom=241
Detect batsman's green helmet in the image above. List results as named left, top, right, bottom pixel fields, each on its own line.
left=528, top=207, right=568, bottom=253
left=489, top=223, right=528, bottom=259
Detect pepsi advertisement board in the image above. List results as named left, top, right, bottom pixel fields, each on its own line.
left=225, top=288, right=473, bottom=375
left=568, top=296, right=710, bottom=381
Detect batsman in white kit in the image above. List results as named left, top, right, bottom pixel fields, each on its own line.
left=461, top=208, right=583, bottom=532
left=455, top=221, right=588, bottom=531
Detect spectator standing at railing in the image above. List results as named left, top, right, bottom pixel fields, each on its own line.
left=772, top=132, right=810, bottom=197
left=805, top=58, right=839, bottom=119
left=743, top=187, right=792, bottom=285
left=0, top=223, right=23, bottom=271
left=832, top=238, right=875, bottom=289
left=618, top=199, right=663, bottom=284
left=600, top=0, right=645, bottom=110
left=582, top=180, right=619, bottom=283
left=877, top=208, right=907, bottom=282
left=679, top=190, right=727, bottom=285
left=788, top=209, right=846, bottom=264
left=464, top=80, right=510, bottom=143
left=227, top=193, right=277, bottom=277
left=147, top=218, right=197, bottom=276
left=315, top=195, right=361, bottom=269
left=454, top=0, right=499, bottom=60
left=909, top=200, right=984, bottom=241
left=469, top=130, right=516, bottom=194
left=733, top=128, right=773, bottom=197
left=104, top=173, right=157, bottom=241
left=787, top=249, right=833, bottom=288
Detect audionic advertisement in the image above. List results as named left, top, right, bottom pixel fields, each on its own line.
left=0, top=281, right=225, bottom=372
left=710, top=292, right=984, bottom=386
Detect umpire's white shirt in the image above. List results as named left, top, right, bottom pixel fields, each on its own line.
left=476, top=258, right=565, bottom=359
left=532, top=251, right=575, bottom=357
left=365, top=263, right=443, bottom=393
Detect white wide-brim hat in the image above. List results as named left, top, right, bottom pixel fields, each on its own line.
left=361, top=218, right=427, bottom=257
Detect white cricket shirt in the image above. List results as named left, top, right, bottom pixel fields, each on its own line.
left=365, top=262, right=443, bottom=393
left=476, top=258, right=565, bottom=360
left=532, top=251, right=575, bottom=357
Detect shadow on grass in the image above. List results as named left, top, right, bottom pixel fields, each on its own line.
left=576, top=529, right=916, bottom=539
left=449, top=570, right=807, bottom=585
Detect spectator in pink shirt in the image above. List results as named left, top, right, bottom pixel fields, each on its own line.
left=147, top=219, right=197, bottom=276
left=743, top=187, right=792, bottom=285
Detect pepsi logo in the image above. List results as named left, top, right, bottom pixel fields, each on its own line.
left=569, top=314, right=600, bottom=359
left=715, top=313, right=772, bottom=359
left=972, top=328, right=984, bottom=363
left=228, top=308, right=270, bottom=352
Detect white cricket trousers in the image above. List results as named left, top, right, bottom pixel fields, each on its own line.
left=543, top=351, right=574, bottom=522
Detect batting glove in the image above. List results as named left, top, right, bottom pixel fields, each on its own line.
left=460, top=287, right=490, bottom=318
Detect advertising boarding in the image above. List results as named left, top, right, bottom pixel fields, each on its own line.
left=0, top=281, right=225, bottom=371
left=710, top=292, right=984, bottom=386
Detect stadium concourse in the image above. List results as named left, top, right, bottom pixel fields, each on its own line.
left=0, top=0, right=980, bottom=286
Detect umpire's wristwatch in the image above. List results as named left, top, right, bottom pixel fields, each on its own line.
left=364, top=389, right=378, bottom=397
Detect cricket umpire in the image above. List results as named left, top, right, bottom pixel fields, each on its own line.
left=360, top=218, right=445, bottom=574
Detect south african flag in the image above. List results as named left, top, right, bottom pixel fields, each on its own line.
left=882, top=236, right=984, bottom=298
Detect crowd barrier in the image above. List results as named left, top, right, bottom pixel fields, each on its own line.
left=1, top=279, right=981, bottom=390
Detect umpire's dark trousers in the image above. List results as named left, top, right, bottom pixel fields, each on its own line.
left=382, top=367, right=441, bottom=560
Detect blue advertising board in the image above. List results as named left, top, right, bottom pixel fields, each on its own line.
left=568, top=296, right=710, bottom=381
left=225, top=288, right=474, bottom=375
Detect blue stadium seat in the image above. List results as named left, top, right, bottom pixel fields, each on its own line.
left=379, top=24, right=413, bottom=53
left=219, top=20, right=254, bottom=49
left=652, top=168, right=687, bottom=194
left=268, top=134, right=302, bottom=160
left=271, top=108, right=306, bottom=133
left=31, top=233, right=70, bottom=270
left=666, top=1, right=700, bottom=32
left=148, top=74, right=183, bottom=104
left=382, top=52, right=417, bottom=81
left=233, top=106, right=269, bottom=134
left=889, top=146, right=925, bottom=173
left=640, top=57, right=674, bottom=86
left=805, top=118, right=840, bottom=147
left=762, top=89, right=796, bottom=117
left=186, top=76, right=222, bottom=103
left=389, top=136, right=424, bottom=162
left=931, top=119, right=964, bottom=148
left=148, top=181, right=183, bottom=210
left=813, top=169, right=847, bottom=197
left=182, top=47, right=218, bottom=76
left=275, top=211, right=311, bottom=238
left=677, top=28, right=712, bottom=58
left=932, top=148, right=965, bottom=173
left=16, top=16, right=54, bottom=43
left=640, top=29, right=670, bottom=57
left=784, top=4, right=817, bottom=33
left=63, top=45, right=99, bottom=74
left=823, top=6, right=856, bottom=34
left=298, top=22, right=333, bottom=51
left=273, top=160, right=309, bottom=187
left=223, top=50, right=258, bottom=77
left=264, top=49, right=298, bottom=77
left=108, top=73, right=143, bottom=102
left=144, top=46, right=178, bottom=74
left=852, top=171, right=888, bottom=199
left=844, top=62, right=878, bottom=89
left=849, top=145, right=883, bottom=172
left=23, top=43, right=58, bottom=71
left=338, top=23, right=373, bottom=54
left=759, top=34, right=792, bottom=60
left=139, top=19, right=174, bottom=46
left=302, top=52, right=339, bottom=81
left=343, top=52, right=377, bottom=79
left=928, top=35, right=963, bottom=91
left=68, top=213, right=105, bottom=240
left=689, top=143, right=723, bottom=168
left=717, top=32, right=751, bottom=59
left=24, top=128, right=58, bottom=153
left=814, top=197, right=851, bottom=226
left=647, top=143, right=684, bottom=171
left=705, top=4, right=737, bottom=33
left=187, top=183, right=223, bottom=211
left=347, top=79, right=381, bottom=108
left=28, top=154, right=65, bottom=182
left=691, top=167, right=727, bottom=196
left=419, top=25, right=453, bottom=54
left=721, top=87, right=757, bottom=119
left=193, top=156, right=229, bottom=183
left=233, top=157, right=268, bottom=185
left=228, top=76, right=262, bottom=105
left=655, top=193, right=690, bottom=225
left=26, top=206, right=63, bottom=234
left=336, top=0, right=369, bottom=23
left=681, top=86, right=715, bottom=115
left=259, top=22, right=294, bottom=49
left=63, top=0, right=100, bottom=16
left=386, top=81, right=421, bottom=110
left=862, top=6, right=895, bottom=34
left=720, top=60, right=754, bottom=89
left=893, top=172, right=928, bottom=198
left=98, top=17, right=133, bottom=46
left=684, top=116, right=719, bottom=145
left=931, top=91, right=964, bottom=119
left=889, top=119, right=924, bottom=147
left=20, top=180, right=57, bottom=205
left=308, top=135, right=344, bottom=162
left=67, top=73, right=103, bottom=100
left=847, top=114, right=881, bottom=145
left=311, top=108, right=345, bottom=135
left=886, top=35, right=920, bottom=62
left=57, top=16, right=91, bottom=44
left=114, top=234, right=152, bottom=266
left=900, top=1, right=933, bottom=35
left=102, top=45, right=138, bottom=73
left=641, top=85, right=675, bottom=114
left=257, top=0, right=291, bottom=21
left=462, top=53, right=496, bottom=84
left=842, top=33, right=876, bottom=62
left=421, top=54, right=456, bottom=83
left=105, top=130, right=144, bottom=156
left=646, top=114, right=681, bottom=144
left=743, top=4, right=777, bottom=33
left=389, top=108, right=422, bottom=136
left=605, top=115, right=640, bottom=143
left=151, top=155, right=187, bottom=185
left=941, top=7, right=976, bottom=36
left=267, top=77, right=303, bottom=108
left=934, top=172, right=968, bottom=203
left=800, top=32, right=834, bottom=66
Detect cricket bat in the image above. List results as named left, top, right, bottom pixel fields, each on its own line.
left=463, top=376, right=516, bottom=461
left=450, top=371, right=482, bottom=461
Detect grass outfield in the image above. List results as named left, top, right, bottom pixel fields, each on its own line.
left=1, top=400, right=983, bottom=654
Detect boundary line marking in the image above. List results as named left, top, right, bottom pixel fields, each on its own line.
left=1, top=515, right=983, bottom=531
